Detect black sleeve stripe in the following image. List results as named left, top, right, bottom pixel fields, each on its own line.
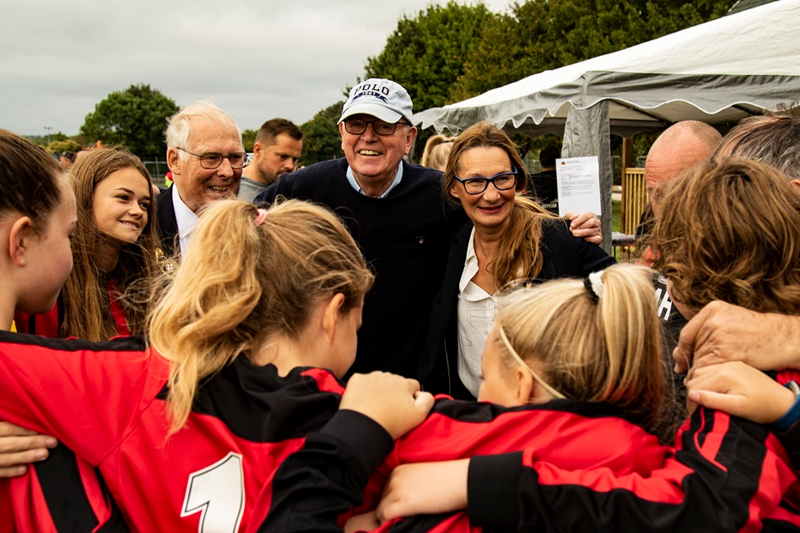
left=0, top=330, right=147, bottom=353
left=35, top=444, right=129, bottom=532
left=514, top=409, right=781, bottom=532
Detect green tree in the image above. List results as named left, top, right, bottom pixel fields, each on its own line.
left=450, top=0, right=736, bottom=101
left=242, top=129, right=257, bottom=152
left=365, top=1, right=498, bottom=112
left=46, top=139, right=82, bottom=154
left=300, top=101, right=345, bottom=166
left=80, top=84, right=179, bottom=158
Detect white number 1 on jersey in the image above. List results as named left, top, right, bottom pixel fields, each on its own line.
left=182, top=452, right=245, bottom=532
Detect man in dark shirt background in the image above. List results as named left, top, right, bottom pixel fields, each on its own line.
left=527, top=145, right=560, bottom=214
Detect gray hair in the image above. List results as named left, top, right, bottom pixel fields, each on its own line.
left=714, top=103, right=800, bottom=179
left=165, top=100, right=242, bottom=159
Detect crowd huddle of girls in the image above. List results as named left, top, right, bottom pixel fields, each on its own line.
left=0, top=101, right=799, bottom=533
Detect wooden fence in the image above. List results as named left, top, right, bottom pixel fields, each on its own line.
left=621, top=167, right=648, bottom=236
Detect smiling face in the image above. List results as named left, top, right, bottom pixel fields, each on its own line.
left=339, top=114, right=417, bottom=190
left=93, top=167, right=151, bottom=246
left=168, top=117, right=244, bottom=213
left=450, top=146, right=517, bottom=232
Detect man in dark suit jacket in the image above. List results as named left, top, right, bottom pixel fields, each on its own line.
left=156, top=100, right=246, bottom=268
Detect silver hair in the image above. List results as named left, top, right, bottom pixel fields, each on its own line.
left=165, top=100, right=243, bottom=160
left=715, top=102, right=800, bottom=180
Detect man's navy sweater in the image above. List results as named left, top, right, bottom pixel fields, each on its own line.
left=256, top=158, right=466, bottom=380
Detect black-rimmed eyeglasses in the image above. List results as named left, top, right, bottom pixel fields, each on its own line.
left=343, top=118, right=411, bottom=136
left=177, top=148, right=248, bottom=169
left=454, top=168, right=518, bottom=195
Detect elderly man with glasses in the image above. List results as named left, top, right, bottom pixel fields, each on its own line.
left=159, top=100, right=246, bottom=260
left=256, top=79, right=600, bottom=393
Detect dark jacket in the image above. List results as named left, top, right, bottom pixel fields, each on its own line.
left=422, top=218, right=616, bottom=399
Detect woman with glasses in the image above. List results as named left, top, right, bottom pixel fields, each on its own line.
left=428, top=122, right=615, bottom=399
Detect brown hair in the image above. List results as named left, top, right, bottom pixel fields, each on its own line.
left=495, top=264, right=664, bottom=434
left=443, top=122, right=556, bottom=288
left=255, top=118, right=304, bottom=146
left=148, top=199, right=374, bottom=433
left=653, top=158, right=800, bottom=314
left=61, top=148, right=159, bottom=340
left=0, top=129, right=63, bottom=232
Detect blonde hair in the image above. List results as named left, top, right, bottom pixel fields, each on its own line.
left=443, top=122, right=557, bottom=288
left=494, top=264, right=664, bottom=434
left=62, top=148, right=158, bottom=340
left=421, top=134, right=454, bottom=171
left=653, top=158, right=800, bottom=314
left=148, top=199, right=374, bottom=433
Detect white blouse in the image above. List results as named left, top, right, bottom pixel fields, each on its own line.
left=456, top=228, right=496, bottom=397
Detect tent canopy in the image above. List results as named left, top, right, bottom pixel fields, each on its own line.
left=415, top=0, right=800, bottom=137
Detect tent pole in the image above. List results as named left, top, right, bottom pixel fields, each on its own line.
left=562, top=102, right=613, bottom=254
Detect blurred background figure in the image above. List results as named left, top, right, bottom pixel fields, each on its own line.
left=526, top=145, right=560, bottom=214
left=420, top=134, right=454, bottom=172
left=58, top=151, right=77, bottom=171
left=238, top=118, right=303, bottom=202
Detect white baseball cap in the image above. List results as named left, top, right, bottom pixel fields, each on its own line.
left=339, top=79, right=414, bottom=125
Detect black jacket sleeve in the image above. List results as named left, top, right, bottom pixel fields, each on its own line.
left=258, top=410, right=394, bottom=533
left=776, top=417, right=800, bottom=472
left=467, top=407, right=799, bottom=532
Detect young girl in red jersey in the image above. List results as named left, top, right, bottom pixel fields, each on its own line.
left=14, top=148, right=158, bottom=339
left=5, top=147, right=157, bottom=532
left=0, top=130, right=75, bottom=333
left=0, top=130, right=131, bottom=532
left=0, top=196, right=432, bottom=532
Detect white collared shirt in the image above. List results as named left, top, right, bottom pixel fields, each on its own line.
left=346, top=163, right=403, bottom=198
left=456, top=228, right=496, bottom=397
left=171, top=185, right=199, bottom=257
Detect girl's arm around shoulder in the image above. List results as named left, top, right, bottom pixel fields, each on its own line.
left=0, top=333, right=156, bottom=465
left=259, top=372, right=433, bottom=532
left=467, top=406, right=796, bottom=532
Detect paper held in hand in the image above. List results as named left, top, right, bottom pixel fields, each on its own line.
left=556, top=156, right=602, bottom=217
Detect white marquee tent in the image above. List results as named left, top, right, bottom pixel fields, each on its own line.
left=414, top=0, right=800, bottom=248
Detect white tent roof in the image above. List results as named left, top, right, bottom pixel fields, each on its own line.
left=415, top=0, right=800, bottom=136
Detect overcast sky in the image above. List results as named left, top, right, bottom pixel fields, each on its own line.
left=1, top=0, right=510, bottom=137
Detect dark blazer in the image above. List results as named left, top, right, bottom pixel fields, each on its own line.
left=156, top=185, right=180, bottom=257
left=421, top=218, right=616, bottom=400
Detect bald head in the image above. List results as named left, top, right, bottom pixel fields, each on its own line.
left=645, top=121, right=721, bottom=216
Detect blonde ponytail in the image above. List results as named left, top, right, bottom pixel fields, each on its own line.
left=148, top=199, right=374, bottom=434
left=495, top=264, right=664, bottom=434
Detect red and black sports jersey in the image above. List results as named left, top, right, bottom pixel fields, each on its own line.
left=8, top=298, right=128, bottom=533
left=0, top=331, right=345, bottom=532
left=4, top=444, right=128, bottom=533
left=466, top=371, right=800, bottom=532
left=264, top=396, right=670, bottom=532
left=263, top=389, right=799, bottom=532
